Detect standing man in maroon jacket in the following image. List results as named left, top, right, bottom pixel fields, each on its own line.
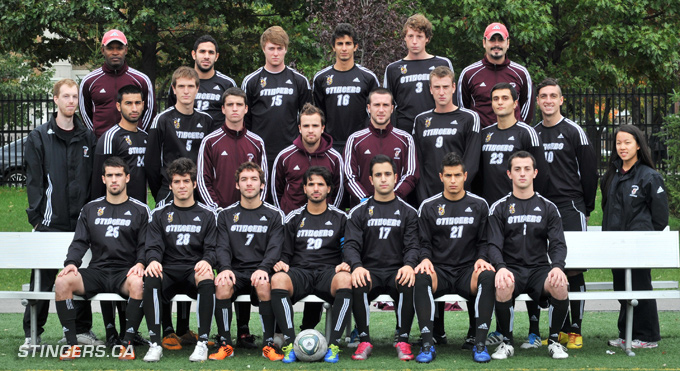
left=272, top=103, right=344, bottom=214
left=79, top=29, right=156, bottom=138
left=344, top=88, right=419, bottom=206
left=457, top=23, right=533, bottom=128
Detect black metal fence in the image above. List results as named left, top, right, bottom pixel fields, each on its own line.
left=0, top=89, right=675, bottom=186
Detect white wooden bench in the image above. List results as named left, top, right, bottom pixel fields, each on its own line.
left=1, top=230, right=678, bottom=356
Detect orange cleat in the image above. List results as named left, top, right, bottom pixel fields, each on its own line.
left=118, top=343, right=136, bottom=360
left=60, top=345, right=81, bottom=361
left=262, top=343, right=284, bottom=361
left=209, top=344, right=234, bottom=360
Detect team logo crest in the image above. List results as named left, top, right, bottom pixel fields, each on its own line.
left=300, top=217, right=306, bottom=228
left=247, top=153, right=255, bottom=162
left=368, top=206, right=374, bottom=217
left=425, top=117, right=432, bottom=128
left=509, top=203, right=516, bottom=214
left=124, top=135, right=132, bottom=146
left=630, top=185, right=639, bottom=197
left=394, top=147, right=402, bottom=159
left=260, top=77, right=267, bottom=88
left=233, top=212, right=240, bottom=223
left=167, top=212, right=174, bottom=223
left=485, top=132, right=494, bottom=143
left=438, top=204, right=445, bottom=216
left=83, top=146, right=90, bottom=157
left=400, top=65, right=408, bottom=74
left=326, top=75, right=333, bottom=85
left=97, top=207, right=105, bottom=216
left=510, top=82, right=517, bottom=89
left=173, top=118, right=181, bottom=129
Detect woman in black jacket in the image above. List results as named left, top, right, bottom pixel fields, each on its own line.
left=601, top=125, right=668, bottom=349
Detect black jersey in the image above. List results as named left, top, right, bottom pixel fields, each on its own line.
left=65, top=196, right=149, bottom=269
left=383, top=56, right=453, bottom=132
left=282, top=205, right=347, bottom=269
left=417, top=192, right=489, bottom=271
left=312, top=64, right=379, bottom=147
left=167, top=71, right=237, bottom=128
left=487, top=192, right=567, bottom=270
left=343, top=197, right=419, bottom=271
left=92, top=125, right=148, bottom=203
left=146, top=201, right=217, bottom=267
left=242, top=66, right=312, bottom=163
left=215, top=201, right=285, bottom=273
left=535, top=117, right=598, bottom=215
left=413, top=108, right=482, bottom=202
left=479, top=122, right=549, bottom=204
left=145, top=107, right=214, bottom=201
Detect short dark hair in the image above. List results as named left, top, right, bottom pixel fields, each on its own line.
left=536, top=77, right=562, bottom=96
left=102, top=156, right=129, bottom=176
left=117, top=85, right=143, bottom=103
left=332, top=23, right=358, bottom=45
left=234, top=161, right=266, bottom=185
left=369, top=154, right=397, bottom=175
left=167, top=157, right=197, bottom=183
left=299, top=103, right=325, bottom=126
left=507, top=150, right=536, bottom=171
left=221, top=87, right=247, bottom=106
left=304, top=166, right=333, bottom=191
left=440, top=152, right=466, bottom=173
left=193, top=35, right=218, bottom=53
left=368, top=87, right=394, bottom=105
left=490, top=82, right=518, bottom=102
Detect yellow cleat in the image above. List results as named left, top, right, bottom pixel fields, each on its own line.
left=567, top=333, right=583, bottom=349
left=541, top=332, right=568, bottom=346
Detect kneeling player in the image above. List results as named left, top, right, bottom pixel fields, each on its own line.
left=487, top=151, right=570, bottom=360
left=210, top=162, right=285, bottom=361
left=344, top=155, right=419, bottom=361
left=414, top=153, right=496, bottom=363
left=271, top=166, right=351, bottom=363
left=142, top=158, right=218, bottom=362
left=55, top=157, right=148, bottom=360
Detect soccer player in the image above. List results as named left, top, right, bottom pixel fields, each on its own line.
left=384, top=14, right=453, bottom=132
left=272, top=103, right=344, bottom=214
left=344, top=154, right=419, bottom=361
left=242, top=26, right=312, bottom=172
left=487, top=151, right=570, bottom=360
left=270, top=166, right=351, bottom=363
left=54, top=157, right=149, bottom=360
left=531, top=78, right=598, bottom=350
left=457, top=23, right=534, bottom=128
left=22, top=79, right=97, bottom=351
left=312, top=23, right=380, bottom=153
left=344, top=88, right=419, bottom=206
left=142, top=158, right=217, bottom=362
left=79, top=29, right=155, bottom=138
left=167, top=35, right=237, bottom=129
left=147, top=66, right=214, bottom=206
left=209, top=162, right=285, bottom=361
left=413, top=66, right=481, bottom=202
left=92, top=85, right=148, bottom=203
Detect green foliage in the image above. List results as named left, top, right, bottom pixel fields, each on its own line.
left=0, top=54, right=53, bottom=96
left=662, top=90, right=680, bottom=216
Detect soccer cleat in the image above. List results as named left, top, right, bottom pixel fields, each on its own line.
left=106, top=334, right=122, bottom=348
left=473, top=345, right=491, bottom=363
left=542, top=331, right=568, bottom=346
left=237, top=333, right=258, bottom=349
left=77, top=331, right=104, bottom=345
left=60, top=345, right=81, bottom=361
left=567, top=333, right=583, bottom=349
left=143, top=342, right=163, bottom=362
left=118, top=343, right=135, bottom=361
left=608, top=338, right=624, bottom=347
left=520, top=333, right=542, bottom=349
left=351, top=341, right=373, bottom=360
left=548, top=340, right=569, bottom=359
left=132, top=332, right=151, bottom=346
left=395, top=341, right=415, bottom=361
left=347, top=328, right=360, bottom=348
left=461, top=335, right=475, bottom=350
left=491, top=342, right=514, bottom=360
left=282, top=344, right=296, bottom=363
left=19, top=337, right=41, bottom=352
left=631, top=340, right=658, bottom=349
left=486, top=331, right=504, bottom=346
left=415, top=345, right=436, bottom=363
left=162, top=333, right=182, bottom=350
left=324, top=344, right=341, bottom=363
left=209, top=344, right=234, bottom=360
left=180, top=330, right=198, bottom=345
left=189, top=341, right=209, bottom=362
left=262, top=342, right=284, bottom=361
left=434, top=333, right=448, bottom=345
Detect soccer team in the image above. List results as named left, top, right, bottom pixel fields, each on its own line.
left=23, top=14, right=624, bottom=364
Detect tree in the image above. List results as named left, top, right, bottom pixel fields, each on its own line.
left=0, top=54, right=53, bottom=96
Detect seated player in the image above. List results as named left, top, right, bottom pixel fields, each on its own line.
left=209, top=162, right=285, bottom=361
left=344, top=154, right=419, bottom=361
left=142, top=158, right=217, bottom=362
left=413, top=152, right=496, bottom=363
left=487, top=151, right=570, bottom=360
left=270, top=166, right=352, bottom=363
left=54, top=157, right=148, bottom=360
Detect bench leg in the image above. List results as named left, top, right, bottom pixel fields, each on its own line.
left=323, top=303, right=332, bottom=342
left=624, top=269, right=636, bottom=357
left=30, top=269, right=41, bottom=346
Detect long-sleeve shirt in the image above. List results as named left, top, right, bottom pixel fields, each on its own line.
left=282, top=205, right=347, bottom=269
left=167, top=70, right=237, bottom=129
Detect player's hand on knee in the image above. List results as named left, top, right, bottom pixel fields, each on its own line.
left=59, top=264, right=79, bottom=277
left=474, top=259, right=495, bottom=273
left=251, top=269, right=269, bottom=287
left=547, top=267, right=567, bottom=288
left=414, top=259, right=434, bottom=275
left=273, top=261, right=289, bottom=272
left=194, top=260, right=213, bottom=277
left=127, top=263, right=144, bottom=277
left=335, top=262, right=350, bottom=273
left=351, top=267, right=371, bottom=288
left=145, top=261, right=163, bottom=278
left=396, top=265, right=415, bottom=287
left=216, top=270, right=236, bottom=286
left=495, top=268, right=514, bottom=289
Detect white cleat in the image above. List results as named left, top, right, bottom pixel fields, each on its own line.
left=491, top=342, right=515, bottom=360
left=143, top=342, right=163, bottom=362
left=548, top=341, right=569, bottom=359
left=189, top=341, right=209, bottom=362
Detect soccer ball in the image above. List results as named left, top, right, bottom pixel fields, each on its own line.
left=293, top=329, right=327, bottom=362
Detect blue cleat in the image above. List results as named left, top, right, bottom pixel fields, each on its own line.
left=324, top=344, right=340, bottom=363
left=415, top=345, right=436, bottom=363
left=473, top=345, right=491, bottom=363
left=281, top=344, right=296, bottom=363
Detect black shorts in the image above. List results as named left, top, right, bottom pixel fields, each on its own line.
left=365, top=267, right=400, bottom=301
left=432, top=265, right=474, bottom=300
left=158, top=265, right=198, bottom=302
left=232, top=270, right=262, bottom=306
left=80, top=267, right=129, bottom=299
left=287, top=267, right=337, bottom=303
left=556, top=199, right=587, bottom=232
left=506, top=265, right=551, bottom=305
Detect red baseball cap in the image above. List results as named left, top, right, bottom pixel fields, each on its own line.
left=102, top=29, right=128, bottom=46
left=484, top=23, right=509, bottom=39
